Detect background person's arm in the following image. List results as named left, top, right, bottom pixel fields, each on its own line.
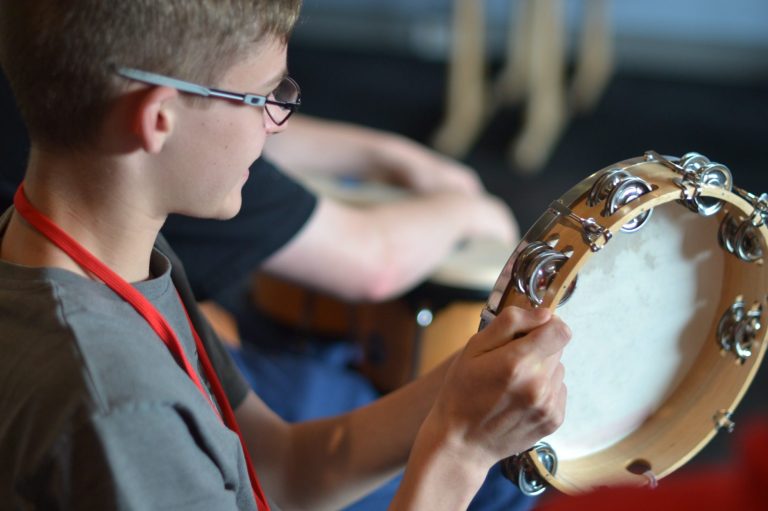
left=261, top=192, right=517, bottom=302
left=264, top=114, right=485, bottom=196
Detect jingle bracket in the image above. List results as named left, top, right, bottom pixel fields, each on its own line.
left=672, top=152, right=733, bottom=217
left=549, top=200, right=612, bottom=252
left=579, top=217, right=613, bottom=252
left=713, top=410, right=736, bottom=434
left=717, top=299, right=762, bottom=364
left=501, top=442, right=558, bottom=496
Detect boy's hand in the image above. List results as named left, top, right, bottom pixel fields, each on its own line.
left=424, top=306, right=570, bottom=469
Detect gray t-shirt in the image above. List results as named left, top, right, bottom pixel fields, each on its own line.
left=0, top=208, right=257, bottom=510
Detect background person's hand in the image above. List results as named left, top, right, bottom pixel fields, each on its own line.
left=374, top=134, right=486, bottom=196
left=465, top=192, right=520, bottom=246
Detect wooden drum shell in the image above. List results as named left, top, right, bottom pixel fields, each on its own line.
left=487, top=154, right=768, bottom=493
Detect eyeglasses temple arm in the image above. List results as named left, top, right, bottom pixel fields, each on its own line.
left=116, top=66, right=219, bottom=98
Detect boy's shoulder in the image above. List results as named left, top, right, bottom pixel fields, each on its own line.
left=0, top=240, right=204, bottom=410
left=0, top=255, right=196, bottom=399
left=0, top=258, right=245, bottom=498
left=0, top=260, right=159, bottom=407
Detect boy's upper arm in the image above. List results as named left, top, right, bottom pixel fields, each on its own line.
left=233, top=391, right=291, bottom=494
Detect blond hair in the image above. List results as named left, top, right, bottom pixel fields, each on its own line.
left=0, top=0, right=302, bottom=149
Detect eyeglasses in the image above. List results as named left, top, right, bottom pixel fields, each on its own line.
left=114, top=66, right=301, bottom=126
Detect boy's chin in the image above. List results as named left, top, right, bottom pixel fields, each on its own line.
left=209, top=202, right=242, bottom=221
left=176, top=198, right=242, bottom=221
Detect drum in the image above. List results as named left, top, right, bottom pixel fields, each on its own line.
left=250, top=238, right=510, bottom=391
left=482, top=151, right=768, bottom=495
left=355, top=237, right=511, bottom=391
left=250, top=176, right=512, bottom=391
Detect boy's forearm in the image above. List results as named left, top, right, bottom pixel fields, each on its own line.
left=270, top=355, right=455, bottom=509
left=388, top=417, right=490, bottom=511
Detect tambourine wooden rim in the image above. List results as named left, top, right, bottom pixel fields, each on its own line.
left=484, top=151, right=768, bottom=494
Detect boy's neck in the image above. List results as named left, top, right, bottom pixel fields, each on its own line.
left=0, top=149, right=165, bottom=283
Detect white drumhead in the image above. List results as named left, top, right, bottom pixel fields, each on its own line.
left=545, top=203, right=725, bottom=460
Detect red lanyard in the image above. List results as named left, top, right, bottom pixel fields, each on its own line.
left=13, top=184, right=270, bottom=511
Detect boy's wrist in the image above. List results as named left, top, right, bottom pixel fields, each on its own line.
left=392, top=414, right=495, bottom=510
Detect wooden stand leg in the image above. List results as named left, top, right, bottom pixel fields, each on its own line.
left=493, top=0, right=534, bottom=108
left=570, top=0, right=614, bottom=113
left=431, top=0, right=487, bottom=158
left=510, top=0, right=567, bottom=174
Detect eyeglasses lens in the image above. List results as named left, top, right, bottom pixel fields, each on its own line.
left=266, top=77, right=300, bottom=125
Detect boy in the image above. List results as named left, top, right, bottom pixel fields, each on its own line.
left=0, top=1, right=569, bottom=509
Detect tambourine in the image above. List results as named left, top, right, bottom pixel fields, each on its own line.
left=481, top=151, right=768, bottom=495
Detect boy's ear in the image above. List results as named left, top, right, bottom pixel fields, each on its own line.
left=132, top=86, right=179, bottom=153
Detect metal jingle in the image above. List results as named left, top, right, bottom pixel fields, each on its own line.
left=732, top=318, right=758, bottom=361
left=734, top=222, right=764, bottom=262
left=718, top=302, right=743, bottom=353
left=604, top=177, right=654, bottom=232
left=718, top=300, right=762, bottom=363
left=719, top=212, right=765, bottom=262
left=513, top=242, right=552, bottom=297
left=690, top=162, right=733, bottom=216
left=501, top=455, right=547, bottom=496
left=511, top=242, right=575, bottom=307
left=752, top=193, right=768, bottom=226
left=701, top=162, right=733, bottom=191
left=605, top=177, right=653, bottom=215
left=501, top=442, right=558, bottom=497
left=621, top=209, right=653, bottom=233
left=679, top=152, right=711, bottom=172
left=520, top=443, right=558, bottom=496
left=533, top=442, right=558, bottom=475
left=527, top=252, right=569, bottom=306
left=718, top=308, right=736, bottom=352
left=717, top=213, right=740, bottom=254
left=587, top=168, right=631, bottom=207
left=517, top=468, right=547, bottom=496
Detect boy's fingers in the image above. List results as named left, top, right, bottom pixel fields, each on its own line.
left=471, top=306, right=553, bottom=353
left=512, top=316, right=571, bottom=359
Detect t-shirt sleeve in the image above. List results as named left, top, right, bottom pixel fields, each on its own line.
left=162, top=157, right=317, bottom=300
left=39, top=403, right=254, bottom=510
